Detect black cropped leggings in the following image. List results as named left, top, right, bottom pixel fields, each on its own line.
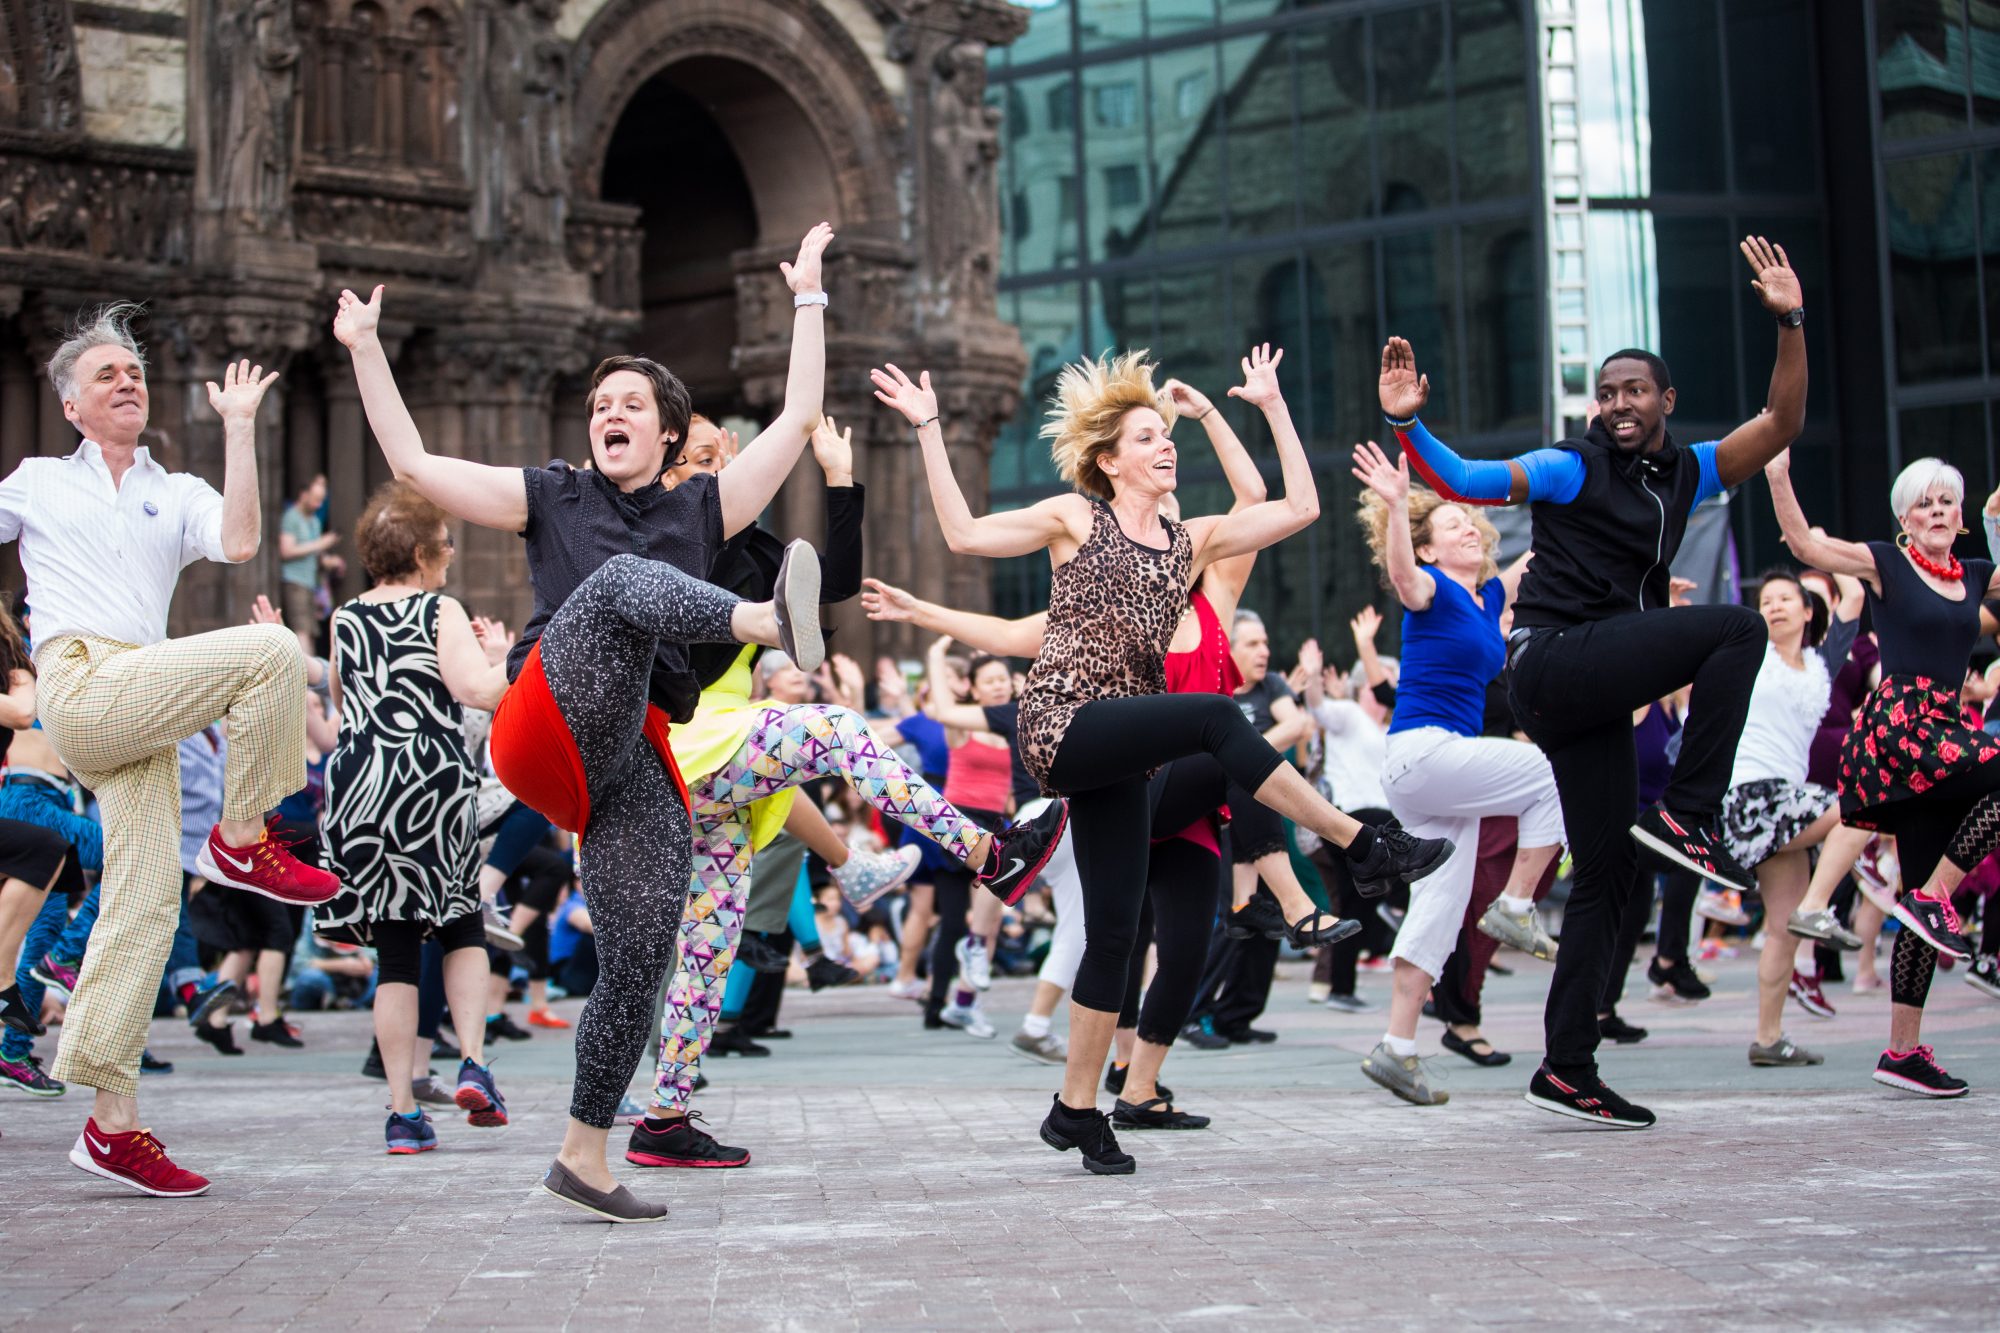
left=1044, top=692, right=1288, bottom=1013
left=1118, top=837, right=1227, bottom=1045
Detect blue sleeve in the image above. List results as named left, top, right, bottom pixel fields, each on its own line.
left=1394, top=419, right=1585, bottom=506
left=1687, top=442, right=1723, bottom=514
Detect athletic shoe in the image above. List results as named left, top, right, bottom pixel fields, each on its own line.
left=1360, top=1041, right=1448, bottom=1106
left=885, top=979, right=926, bottom=1001
left=625, top=1110, right=750, bottom=1168
left=938, top=1002, right=996, bottom=1039
left=953, top=934, right=993, bottom=991
left=432, top=1034, right=462, bottom=1061
left=1873, top=1044, right=1970, bottom=1098
left=1103, top=1063, right=1172, bottom=1102
left=527, top=1008, right=571, bottom=1029
left=1375, top=903, right=1406, bottom=932
left=1853, top=837, right=1900, bottom=914
left=1112, top=1097, right=1210, bottom=1130
left=193, top=1020, right=243, bottom=1056
left=747, top=1026, right=791, bottom=1039
left=1308, top=981, right=1331, bottom=1002
left=1787, top=908, right=1863, bottom=950
left=1646, top=957, right=1711, bottom=1004
left=409, top=1075, right=456, bottom=1107
left=70, top=1119, right=211, bottom=1196
left=30, top=954, right=79, bottom=1002
left=736, top=930, right=792, bottom=974
left=1788, top=971, right=1836, bottom=1019
left=1696, top=887, right=1751, bottom=927
left=1476, top=897, right=1557, bottom=960
left=708, top=1026, right=770, bottom=1058
left=1599, top=1012, right=1648, bottom=1044
left=1038, top=1095, right=1135, bottom=1175
left=1349, top=819, right=1453, bottom=899
left=1224, top=890, right=1288, bottom=941
left=0, top=984, right=44, bottom=1037
left=385, top=1111, right=438, bottom=1155
left=1631, top=806, right=1755, bottom=894
left=805, top=956, right=864, bottom=991
left=482, top=902, right=525, bottom=953
left=194, top=825, right=340, bottom=906
left=454, top=1058, right=508, bottom=1127
left=1964, top=954, right=2000, bottom=1000
left=251, top=1017, right=304, bottom=1048
left=1524, top=1063, right=1654, bottom=1129
left=1749, top=1036, right=1823, bottom=1067
left=1893, top=891, right=1974, bottom=960
left=979, top=799, right=1069, bottom=906
left=362, top=1040, right=387, bottom=1080
left=0, top=1052, right=65, bottom=1097
left=772, top=538, right=825, bottom=673
left=1179, top=1017, right=1230, bottom=1050
left=830, top=845, right=921, bottom=910
left=139, top=1050, right=173, bottom=1076
left=1324, top=992, right=1375, bottom=1014
left=542, top=1157, right=669, bottom=1223
left=1011, top=1029, right=1068, bottom=1063
left=184, top=977, right=237, bottom=1028
left=1223, top=1026, right=1278, bottom=1045
left=487, top=1012, right=533, bottom=1042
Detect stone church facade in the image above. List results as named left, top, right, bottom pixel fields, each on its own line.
left=0, top=0, right=1026, bottom=652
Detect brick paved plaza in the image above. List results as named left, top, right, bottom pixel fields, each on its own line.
left=4, top=951, right=1997, bottom=1330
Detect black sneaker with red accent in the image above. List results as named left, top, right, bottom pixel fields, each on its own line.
left=979, top=799, right=1068, bottom=906
left=1893, top=891, right=1975, bottom=960
left=1872, top=1044, right=1970, bottom=1098
left=1630, top=805, right=1755, bottom=894
left=1524, top=1062, right=1656, bottom=1130
left=625, top=1110, right=751, bottom=1168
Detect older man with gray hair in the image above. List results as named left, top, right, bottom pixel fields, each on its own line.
left=0, top=303, right=339, bottom=1198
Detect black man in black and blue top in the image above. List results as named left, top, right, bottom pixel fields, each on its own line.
left=1375, top=235, right=1808, bottom=1131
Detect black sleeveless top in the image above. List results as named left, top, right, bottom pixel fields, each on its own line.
left=1864, top=540, right=1994, bottom=682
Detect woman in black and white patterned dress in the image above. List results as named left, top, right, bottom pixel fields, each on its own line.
left=319, top=481, right=514, bottom=1155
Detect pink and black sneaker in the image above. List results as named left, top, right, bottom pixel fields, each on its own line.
left=195, top=825, right=340, bottom=906
left=978, top=799, right=1068, bottom=905
left=30, top=954, right=79, bottom=1003
left=1873, top=1045, right=1969, bottom=1098
left=1893, top=891, right=1974, bottom=960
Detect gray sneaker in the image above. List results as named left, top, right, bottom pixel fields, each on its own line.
left=1360, top=1041, right=1448, bottom=1106
left=409, top=1075, right=456, bottom=1108
left=1748, top=1036, right=1824, bottom=1067
left=1785, top=908, right=1862, bottom=951
left=1476, top=898, right=1557, bottom=961
left=482, top=902, right=525, bottom=953
left=1324, top=993, right=1374, bottom=1014
left=1011, top=1029, right=1068, bottom=1063
left=541, top=1158, right=669, bottom=1223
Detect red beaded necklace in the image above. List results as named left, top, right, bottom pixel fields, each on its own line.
left=1902, top=535, right=1963, bottom=582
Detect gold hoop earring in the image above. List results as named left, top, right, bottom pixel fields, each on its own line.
left=1959, top=526, right=1972, bottom=536
left=1896, top=532, right=1912, bottom=550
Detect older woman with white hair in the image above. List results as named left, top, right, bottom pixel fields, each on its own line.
left=1766, top=449, right=2000, bottom=1099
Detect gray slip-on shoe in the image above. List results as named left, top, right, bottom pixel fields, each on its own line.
left=773, top=539, right=824, bottom=673
left=542, top=1158, right=669, bottom=1223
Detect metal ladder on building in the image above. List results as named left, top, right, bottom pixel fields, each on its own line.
left=1540, top=0, right=1593, bottom=437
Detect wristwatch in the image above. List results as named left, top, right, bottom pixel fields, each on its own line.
left=1776, top=307, right=1804, bottom=328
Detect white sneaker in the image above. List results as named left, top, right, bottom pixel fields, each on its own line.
left=830, top=845, right=921, bottom=909
left=885, top=979, right=926, bottom=1001
left=954, top=935, right=993, bottom=991
left=482, top=901, right=525, bottom=953
left=939, top=1002, right=996, bottom=1039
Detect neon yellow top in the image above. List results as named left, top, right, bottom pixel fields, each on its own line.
left=668, top=645, right=796, bottom=851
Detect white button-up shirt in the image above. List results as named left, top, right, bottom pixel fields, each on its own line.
left=0, top=439, right=236, bottom=648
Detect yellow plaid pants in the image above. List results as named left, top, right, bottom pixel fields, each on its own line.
left=36, top=625, right=307, bottom=1096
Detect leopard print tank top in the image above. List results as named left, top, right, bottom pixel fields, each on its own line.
left=1018, top=499, right=1194, bottom=792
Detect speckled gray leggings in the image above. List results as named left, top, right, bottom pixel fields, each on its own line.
left=538, top=553, right=741, bottom=1128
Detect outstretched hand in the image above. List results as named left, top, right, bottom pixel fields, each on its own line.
left=1160, top=378, right=1213, bottom=422
left=333, top=285, right=384, bottom=350
left=471, top=616, right=514, bottom=666
left=811, top=414, right=854, bottom=482
left=1378, top=337, right=1430, bottom=420
left=1351, top=439, right=1409, bottom=505
left=1227, top=343, right=1285, bottom=409
left=248, top=594, right=284, bottom=627
left=860, top=576, right=917, bottom=623
left=870, top=364, right=938, bottom=426
left=1739, top=235, right=1802, bottom=316
left=781, top=222, right=835, bottom=297
left=206, top=358, right=280, bottom=422
left=1350, top=604, right=1383, bottom=645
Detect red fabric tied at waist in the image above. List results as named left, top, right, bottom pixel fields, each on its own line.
left=489, top=639, right=690, bottom=838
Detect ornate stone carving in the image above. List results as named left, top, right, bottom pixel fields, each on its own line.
left=565, top=200, right=642, bottom=315
left=0, top=0, right=84, bottom=133
left=925, top=39, right=1001, bottom=317
left=0, top=152, right=192, bottom=265
left=209, top=0, right=301, bottom=233
left=294, top=180, right=472, bottom=254
left=484, top=0, right=568, bottom=261
left=298, top=0, right=462, bottom=174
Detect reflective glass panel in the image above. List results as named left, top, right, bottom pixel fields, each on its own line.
left=1011, top=0, right=1074, bottom=66
left=1381, top=223, right=1458, bottom=437
left=1005, top=73, right=1080, bottom=277
left=1151, top=46, right=1225, bottom=254
left=1079, top=0, right=1143, bottom=52
left=1875, top=0, right=1969, bottom=142
left=1374, top=4, right=1453, bottom=213
left=1885, top=152, right=1981, bottom=383
left=1726, top=0, right=1818, bottom=194
left=1454, top=0, right=1531, bottom=203
left=1294, top=18, right=1372, bottom=225
left=1900, top=403, right=1991, bottom=497
left=1082, top=59, right=1150, bottom=262
left=1650, top=215, right=1737, bottom=425
left=1460, top=219, right=1542, bottom=435
left=1222, top=33, right=1298, bottom=237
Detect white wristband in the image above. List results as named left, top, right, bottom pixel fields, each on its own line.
left=794, top=291, right=829, bottom=309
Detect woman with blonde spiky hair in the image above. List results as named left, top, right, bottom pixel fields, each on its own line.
left=872, top=344, right=1455, bottom=1176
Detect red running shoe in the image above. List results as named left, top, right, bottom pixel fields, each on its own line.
left=527, top=1009, right=571, bottom=1029
left=1788, top=970, right=1836, bottom=1019
left=69, top=1119, right=210, bottom=1197
left=195, top=826, right=339, bottom=905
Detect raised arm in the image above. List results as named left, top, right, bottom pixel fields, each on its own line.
left=717, top=224, right=834, bottom=537
left=813, top=415, right=864, bottom=601
left=1764, top=448, right=1877, bottom=583
left=1500, top=549, right=1533, bottom=606
left=1712, top=237, right=1808, bottom=488
left=0, top=667, right=34, bottom=731
left=861, top=577, right=1048, bottom=659
left=922, top=635, right=997, bottom=733
left=1379, top=337, right=1584, bottom=507
left=872, top=364, right=1086, bottom=559
left=205, top=359, right=282, bottom=563
left=1186, top=345, right=1321, bottom=572
left=334, top=286, right=527, bottom=532
left=1164, top=376, right=1264, bottom=603
left=1984, top=481, right=2000, bottom=565
left=1350, top=605, right=1390, bottom=689
left=1352, top=439, right=1434, bottom=612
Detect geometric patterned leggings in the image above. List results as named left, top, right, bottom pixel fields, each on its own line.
left=651, top=702, right=989, bottom=1111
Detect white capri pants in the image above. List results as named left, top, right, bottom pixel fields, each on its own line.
left=1381, top=727, right=1565, bottom=981
left=1020, top=796, right=1086, bottom=991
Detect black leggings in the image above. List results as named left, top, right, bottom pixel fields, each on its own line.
left=537, top=552, right=740, bottom=1127
left=1311, top=806, right=1393, bottom=995
left=1877, top=760, right=2000, bottom=1010
left=1118, top=838, right=1225, bottom=1045
left=1045, top=693, right=1288, bottom=1013
left=374, top=912, right=486, bottom=987
left=925, top=807, right=1002, bottom=1021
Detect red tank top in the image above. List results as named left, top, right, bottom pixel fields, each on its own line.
left=942, top=734, right=1013, bottom=816
left=1159, top=589, right=1243, bottom=853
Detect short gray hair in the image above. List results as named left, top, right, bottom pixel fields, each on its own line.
left=1889, top=456, right=1964, bottom=520
left=47, top=302, right=147, bottom=402
left=1232, top=609, right=1265, bottom=636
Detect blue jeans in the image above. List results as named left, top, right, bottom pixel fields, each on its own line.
left=3, top=892, right=70, bottom=1061
left=51, top=883, right=99, bottom=965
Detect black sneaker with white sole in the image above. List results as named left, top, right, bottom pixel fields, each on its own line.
left=1038, top=1095, right=1135, bottom=1174
left=1965, top=954, right=2000, bottom=1000
left=1646, top=957, right=1711, bottom=1003
left=979, top=799, right=1068, bottom=906
left=1892, top=891, right=1974, bottom=960
left=772, top=539, right=825, bottom=673
left=1525, top=1062, right=1656, bottom=1129
left=1630, top=804, right=1755, bottom=894
left=1872, top=1044, right=1969, bottom=1098
left=1348, top=819, right=1452, bottom=899
left=0, top=984, right=44, bottom=1037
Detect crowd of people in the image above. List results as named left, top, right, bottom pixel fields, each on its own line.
left=2, top=228, right=1997, bottom=1219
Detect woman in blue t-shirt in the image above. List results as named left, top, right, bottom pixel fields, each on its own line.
left=1352, top=441, right=1565, bottom=1107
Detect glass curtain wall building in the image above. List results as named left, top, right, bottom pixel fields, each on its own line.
left=986, top=0, right=1542, bottom=649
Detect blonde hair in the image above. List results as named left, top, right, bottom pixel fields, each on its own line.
left=1356, top=485, right=1500, bottom=588
left=1039, top=350, right=1175, bottom=501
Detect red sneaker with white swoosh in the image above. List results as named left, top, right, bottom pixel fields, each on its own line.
left=195, top=825, right=340, bottom=906
left=69, top=1118, right=211, bottom=1197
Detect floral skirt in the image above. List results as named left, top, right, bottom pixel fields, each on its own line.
left=1721, top=778, right=1834, bottom=869
left=1838, top=675, right=2000, bottom=830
